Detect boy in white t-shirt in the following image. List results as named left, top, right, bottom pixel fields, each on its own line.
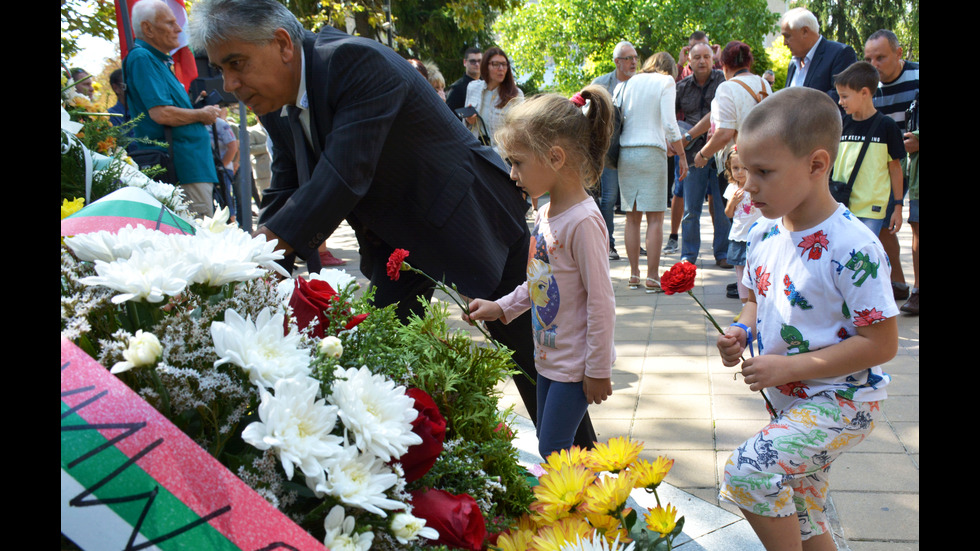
left=716, top=87, right=898, bottom=549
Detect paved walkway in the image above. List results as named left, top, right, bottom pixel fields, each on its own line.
left=319, top=198, right=919, bottom=550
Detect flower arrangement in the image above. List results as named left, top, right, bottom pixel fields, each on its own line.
left=660, top=261, right=775, bottom=417
left=492, top=436, right=685, bottom=551
left=61, top=208, right=534, bottom=549
left=61, top=62, right=189, bottom=216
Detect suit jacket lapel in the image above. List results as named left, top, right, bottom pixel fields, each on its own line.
left=803, top=39, right=827, bottom=88
left=303, top=31, right=325, bottom=155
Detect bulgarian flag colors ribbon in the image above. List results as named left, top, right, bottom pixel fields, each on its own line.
left=61, top=187, right=196, bottom=237
left=60, top=338, right=326, bottom=550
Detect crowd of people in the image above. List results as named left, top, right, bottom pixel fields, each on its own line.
left=67, top=1, right=918, bottom=548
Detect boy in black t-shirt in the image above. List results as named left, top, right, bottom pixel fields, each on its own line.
left=831, top=61, right=906, bottom=236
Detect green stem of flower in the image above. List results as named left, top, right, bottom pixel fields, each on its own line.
left=686, top=291, right=776, bottom=418
left=406, top=266, right=500, bottom=348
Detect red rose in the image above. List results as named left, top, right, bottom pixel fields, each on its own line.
left=399, top=388, right=446, bottom=483
left=288, top=278, right=368, bottom=338
left=288, top=277, right=337, bottom=339
left=410, top=488, right=486, bottom=551
left=387, top=248, right=410, bottom=281
left=660, top=262, right=698, bottom=295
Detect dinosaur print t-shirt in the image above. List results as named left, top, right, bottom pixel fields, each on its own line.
left=743, top=204, right=895, bottom=412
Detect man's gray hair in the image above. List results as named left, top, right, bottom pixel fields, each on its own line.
left=867, top=29, right=901, bottom=51
left=187, top=0, right=305, bottom=53
left=132, top=0, right=168, bottom=40
left=779, top=7, right=820, bottom=33
left=612, top=41, right=635, bottom=60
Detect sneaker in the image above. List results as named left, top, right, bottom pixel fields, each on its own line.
left=640, top=247, right=647, bottom=256
left=900, top=290, right=919, bottom=315
left=609, top=247, right=620, bottom=261
left=727, top=285, right=739, bottom=299
left=319, top=249, right=346, bottom=267
left=663, top=238, right=679, bottom=254
left=893, top=282, right=910, bottom=300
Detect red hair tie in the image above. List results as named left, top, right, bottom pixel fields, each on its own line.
left=570, top=92, right=586, bottom=107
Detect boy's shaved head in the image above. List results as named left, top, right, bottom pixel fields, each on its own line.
left=740, top=87, right=842, bottom=163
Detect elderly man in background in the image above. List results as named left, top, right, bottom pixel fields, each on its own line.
left=781, top=7, right=856, bottom=103
left=125, top=0, right=221, bottom=217
left=591, top=41, right=638, bottom=261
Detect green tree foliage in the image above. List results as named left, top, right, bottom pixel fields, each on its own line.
left=494, top=0, right=779, bottom=95
left=286, top=0, right=520, bottom=85
left=793, top=0, right=919, bottom=61
left=62, top=0, right=118, bottom=60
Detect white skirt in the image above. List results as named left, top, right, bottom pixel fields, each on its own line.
left=618, top=146, right=668, bottom=212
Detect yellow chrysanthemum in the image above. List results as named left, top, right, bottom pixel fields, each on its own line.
left=628, top=455, right=674, bottom=491
left=583, top=473, right=634, bottom=516
left=541, top=445, right=591, bottom=473
left=496, top=527, right=536, bottom=551
left=588, top=436, right=643, bottom=473
left=531, top=464, right=595, bottom=523
left=529, top=515, right=593, bottom=551
left=62, top=197, right=85, bottom=220
left=584, top=510, right=632, bottom=544
left=645, top=503, right=679, bottom=537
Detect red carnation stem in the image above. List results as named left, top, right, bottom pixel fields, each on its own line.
left=686, top=289, right=776, bottom=418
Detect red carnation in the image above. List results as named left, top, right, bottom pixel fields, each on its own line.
left=399, top=388, right=446, bottom=483
left=387, top=249, right=411, bottom=281
left=410, top=488, right=486, bottom=551
left=660, top=261, right=698, bottom=295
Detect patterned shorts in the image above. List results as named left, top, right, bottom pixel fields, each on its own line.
left=719, top=392, right=880, bottom=540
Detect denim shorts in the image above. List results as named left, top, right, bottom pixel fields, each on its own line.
left=908, top=199, right=919, bottom=223
left=726, top=240, right=747, bottom=267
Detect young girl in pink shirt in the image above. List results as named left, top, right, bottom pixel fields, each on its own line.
left=464, top=85, right=617, bottom=458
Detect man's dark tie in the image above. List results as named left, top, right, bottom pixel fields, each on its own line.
left=284, top=104, right=321, bottom=273
left=287, top=105, right=310, bottom=186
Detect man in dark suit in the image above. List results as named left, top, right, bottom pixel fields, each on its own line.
left=780, top=7, right=856, bottom=103
left=187, top=0, right=599, bottom=449
left=445, top=47, right=483, bottom=113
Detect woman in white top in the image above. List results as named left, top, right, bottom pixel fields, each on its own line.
left=464, top=47, right=524, bottom=155
left=615, top=52, right=689, bottom=292
left=694, top=41, right=773, bottom=173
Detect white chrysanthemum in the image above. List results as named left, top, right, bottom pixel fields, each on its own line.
left=561, top=534, right=636, bottom=551
left=312, top=444, right=403, bottom=516
left=64, top=224, right=170, bottom=263
left=322, top=505, right=374, bottom=551
left=328, top=366, right=422, bottom=461
left=195, top=206, right=236, bottom=234
left=211, top=308, right=311, bottom=389
left=78, top=247, right=199, bottom=303
left=171, top=229, right=269, bottom=287
left=310, top=268, right=358, bottom=293
left=241, top=377, right=344, bottom=481
left=110, top=330, right=163, bottom=374
left=390, top=512, right=439, bottom=544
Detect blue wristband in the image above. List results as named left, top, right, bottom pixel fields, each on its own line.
left=730, top=322, right=751, bottom=340
left=730, top=322, right=754, bottom=357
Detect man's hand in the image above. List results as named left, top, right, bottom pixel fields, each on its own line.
left=253, top=226, right=293, bottom=255
left=903, top=132, right=919, bottom=154
left=199, top=104, right=221, bottom=125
